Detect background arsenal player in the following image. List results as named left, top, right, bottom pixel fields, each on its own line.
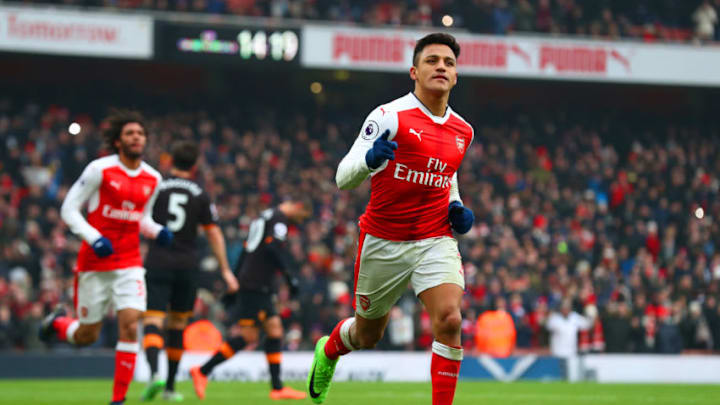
left=40, top=110, right=173, bottom=405
left=307, top=33, right=474, bottom=405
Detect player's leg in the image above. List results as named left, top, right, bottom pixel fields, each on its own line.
left=140, top=312, right=166, bottom=402
left=309, top=233, right=412, bottom=404
left=263, top=315, right=305, bottom=400
left=141, top=267, right=170, bottom=402
left=161, top=268, right=195, bottom=401
left=413, top=237, right=465, bottom=405
left=163, top=311, right=191, bottom=401
left=190, top=324, right=256, bottom=399
left=111, top=267, right=148, bottom=405
left=418, top=284, right=464, bottom=405
left=190, top=293, right=258, bottom=399
left=40, top=272, right=109, bottom=346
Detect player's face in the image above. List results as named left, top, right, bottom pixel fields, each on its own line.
left=410, top=44, right=458, bottom=94
left=116, top=122, right=146, bottom=159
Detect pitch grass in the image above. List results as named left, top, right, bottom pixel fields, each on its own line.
left=1, top=379, right=719, bottom=404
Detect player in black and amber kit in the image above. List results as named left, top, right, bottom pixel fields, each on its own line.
left=141, top=141, right=238, bottom=402
left=190, top=200, right=310, bottom=401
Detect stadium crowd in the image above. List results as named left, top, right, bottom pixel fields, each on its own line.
left=1, top=97, right=719, bottom=356
left=9, top=0, right=720, bottom=43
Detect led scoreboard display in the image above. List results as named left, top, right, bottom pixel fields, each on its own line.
left=158, top=23, right=300, bottom=65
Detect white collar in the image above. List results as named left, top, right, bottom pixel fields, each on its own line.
left=112, top=154, right=144, bottom=177
left=408, top=92, right=451, bottom=125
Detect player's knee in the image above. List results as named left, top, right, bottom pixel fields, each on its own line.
left=435, top=309, right=462, bottom=336
left=167, top=314, right=189, bottom=330
left=265, top=323, right=283, bottom=339
left=266, top=327, right=283, bottom=339
left=167, top=319, right=188, bottom=330
left=119, top=319, right=139, bottom=341
left=74, top=326, right=100, bottom=345
left=355, top=327, right=384, bottom=349
left=143, top=315, right=165, bottom=328
left=233, top=327, right=259, bottom=344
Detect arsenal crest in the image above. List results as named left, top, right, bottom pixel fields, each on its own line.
left=456, top=136, right=465, bottom=153
left=143, top=185, right=151, bottom=196
left=358, top=295, right=371, bottom=311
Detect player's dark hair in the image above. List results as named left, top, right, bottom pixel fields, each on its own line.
left=103, top=109, right=146, bottom=154
left=171, top=140, right=199, bottom=171
left=413, top=33, right=460, bottom=66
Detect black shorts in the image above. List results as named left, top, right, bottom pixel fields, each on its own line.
left=145, top=268, right=197, bottom=315
left=227, top=291, right=277, bottom=327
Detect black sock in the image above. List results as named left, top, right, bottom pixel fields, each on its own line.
left=200, top=336, right=246, bottom=376
left=166, top=329, right=184, bottom=391
left=143, top=324, right=163, bottom=377
left=265, top=337, right=283, bottom=390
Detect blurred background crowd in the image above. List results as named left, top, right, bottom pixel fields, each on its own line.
left=7, top=0, right=720, bottom=43
left=1, top=92, right=719, bottom=356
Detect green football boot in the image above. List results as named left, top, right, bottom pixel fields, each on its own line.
left=140, top=377, right=166, bottom=402
left=306, top=336, right=339, bottom=404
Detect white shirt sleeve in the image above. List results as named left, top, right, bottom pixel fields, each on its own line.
left=61, top=162, right=103, bottom=244
left=449, top=173, right=462, bottom=205
left=336, top=106, right=399, bottom=190
left=139, top=176, right=163, bottom=239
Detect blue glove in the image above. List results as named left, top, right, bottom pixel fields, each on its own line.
left=448, top=201, right=474, bottom=234
left=365, top=129, right=398, bottom=169
left=156, top=227, right=174, bottom=247
left=91, top=236, right=114, bottom=258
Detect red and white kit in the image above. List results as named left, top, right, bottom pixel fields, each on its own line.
left=336, top=92, right=474, bottom=319
left=61, top=154, right=163, bottom=323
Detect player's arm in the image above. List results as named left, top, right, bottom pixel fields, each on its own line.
left=200, top=197, right=238, bottom=293
left=204, top=224, right=239, bottom=293
left=140, top=178, right=173, bottom=246
left=336, top=106, right=398, bottom=190
left=61, top=162, right=104, bottom=245
left=449, top=173, right=463, bottom=205
left=139, top=180, right=164, bottom=239
left=448, top=172, right=474, bottom=234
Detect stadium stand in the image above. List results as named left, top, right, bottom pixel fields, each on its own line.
left=5, top=0, right=720, bottom=43
left=1, top=87, right=719, bottom=354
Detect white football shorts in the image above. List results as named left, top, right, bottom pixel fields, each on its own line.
left=353, top=232, right=464, bottom=320
left=75, top=267, right=147, bottom=324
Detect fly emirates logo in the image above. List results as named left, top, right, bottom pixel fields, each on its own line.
left=102, top=201, right=143, bottom=222
left=393, top=157, right=452, bottom=188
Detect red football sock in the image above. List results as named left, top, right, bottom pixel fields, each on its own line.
left=324, top=317, right=356, bottom=359
left=431, top=341, right=463, bottom=405
left=112, top=341, right=138, bottom=403
left=53, top=316, right=79, bottom=343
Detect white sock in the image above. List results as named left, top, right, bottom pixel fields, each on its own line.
left=66, top=320, right=79, bottom=344
left=339, top=317, right=357, bottom=351
left=432, top=341, right=463, bottom=360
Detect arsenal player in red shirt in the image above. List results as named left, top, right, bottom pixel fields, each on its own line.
left=307, top=33, right=475, bottom=405
left=41, top=110, right=173, bottom=405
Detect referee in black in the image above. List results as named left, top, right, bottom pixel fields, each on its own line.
left=190, top=200, right=310, bottom=400
left=141, top=141, right=238, bottom=402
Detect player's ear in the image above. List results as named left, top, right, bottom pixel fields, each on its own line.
left=409, top=65, right=417, bottom=81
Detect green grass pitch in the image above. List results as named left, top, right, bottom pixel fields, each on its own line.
left=1, top=379, right=718, bottom=404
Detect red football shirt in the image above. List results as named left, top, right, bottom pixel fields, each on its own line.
left=336, top=93, right=474, bottom=241
left=61, top=155, right=163, bottom=271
